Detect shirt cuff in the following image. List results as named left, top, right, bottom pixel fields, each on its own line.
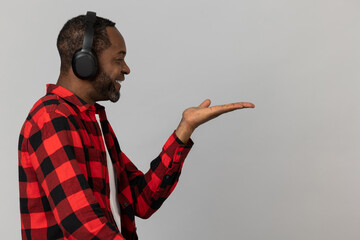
left=160, top=131, right=193, bottom=166
left=173, top=130, right=194, bottom=148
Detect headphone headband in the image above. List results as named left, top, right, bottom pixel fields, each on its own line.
left=82, top=11, right=96, bottom=51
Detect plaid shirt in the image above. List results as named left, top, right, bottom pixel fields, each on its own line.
left=18, top=84, right=193, bottom=240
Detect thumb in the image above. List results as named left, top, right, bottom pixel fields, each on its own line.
left=199, top=99, right=211, bottom=108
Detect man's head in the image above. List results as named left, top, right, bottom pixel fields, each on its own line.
left=57, top=13, right=130, bottom=104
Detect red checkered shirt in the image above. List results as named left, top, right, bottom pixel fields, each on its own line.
left=18, top=84, right=193, bottom=240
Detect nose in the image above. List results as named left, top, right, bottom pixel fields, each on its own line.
left=122, top=61, right=130, bottom=75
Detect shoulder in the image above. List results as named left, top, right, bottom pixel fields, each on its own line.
left=23, top=93, right=78, bottom=132
left=19, top=92, right=84, bottom=154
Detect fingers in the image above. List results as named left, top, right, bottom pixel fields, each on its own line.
left=198, top=99, right=255, bottom=109
left=218, top=102, right=255, bottom=110
left=210, top=102, right=255, bottom=115
left=234, top=102, right=255, bottom=108
left=199, top=99, right=211, bottom=108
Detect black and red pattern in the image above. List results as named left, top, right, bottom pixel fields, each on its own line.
left=18, top=84, right=193, bottom=240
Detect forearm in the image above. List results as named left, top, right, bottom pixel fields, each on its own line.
left=124, top=132, right=193, bottom=219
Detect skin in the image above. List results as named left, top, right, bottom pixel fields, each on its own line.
left=57, top=26, right=255, bottom=144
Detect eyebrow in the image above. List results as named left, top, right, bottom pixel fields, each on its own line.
left=116, top=51, right=127, bottom=56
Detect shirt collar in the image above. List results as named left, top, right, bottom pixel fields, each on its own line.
left=46, top=84, right=105, bottom=113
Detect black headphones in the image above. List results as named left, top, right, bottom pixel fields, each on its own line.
left=72, top=11, right=98, bottom=80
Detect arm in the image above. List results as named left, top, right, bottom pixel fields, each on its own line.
left=125, top=99, right=254, bottom=219
left=123, top=131, right=193, bottom=219
left=28, top=112, right=125, bottom=239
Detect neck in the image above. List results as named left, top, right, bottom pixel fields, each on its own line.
left=57, top=70, right=96, bottom=105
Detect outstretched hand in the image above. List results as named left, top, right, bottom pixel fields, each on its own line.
left=175, top=99, right=255, bottom=144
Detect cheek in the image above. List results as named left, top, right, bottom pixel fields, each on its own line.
left=103, top=68, right=119, bottom=80
left=98, top=59, right=115, bottom=74
left=112, top=65, right=123, bottom=77
left=98, top=59, right=121, bottom=79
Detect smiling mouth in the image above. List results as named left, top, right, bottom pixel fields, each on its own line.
left=114, top=80, right=123, bottom=90
left=115, top=80, right=124, bottom=83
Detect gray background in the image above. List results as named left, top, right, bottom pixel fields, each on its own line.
left=1, top=0, right=360, bottom=239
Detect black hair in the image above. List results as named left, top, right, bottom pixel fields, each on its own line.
left=57, top=14, right=116, bottom=72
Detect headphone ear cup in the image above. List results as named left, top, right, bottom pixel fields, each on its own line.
left=72, top=49, right=98, bottom=80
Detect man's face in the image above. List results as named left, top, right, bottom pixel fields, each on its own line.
left=91, top=27, right=130, bottom=103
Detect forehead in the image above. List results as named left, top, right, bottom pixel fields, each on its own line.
left=104, top=27, right=126, bottom=56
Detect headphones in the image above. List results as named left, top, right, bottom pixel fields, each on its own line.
left=72, top=11, right=98, bottom=80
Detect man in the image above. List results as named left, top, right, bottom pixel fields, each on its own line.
left=18, top=12, right=255, bottom=240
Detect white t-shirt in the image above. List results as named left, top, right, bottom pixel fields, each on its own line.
left=95, top=114, right=121, bottom=229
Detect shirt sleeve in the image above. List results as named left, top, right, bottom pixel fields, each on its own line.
left=122, top=131, right=194, bottom=219
left=27, top=111, right=125, bottom=239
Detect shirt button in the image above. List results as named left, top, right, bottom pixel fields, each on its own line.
left=124, top=202, right=128, bottom=207
left=177, top=151, right=182, bottom=155
left=165, top=175, right=170, bottom=180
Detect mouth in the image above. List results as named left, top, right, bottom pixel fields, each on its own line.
left=114, top=79, right=123, bottom=90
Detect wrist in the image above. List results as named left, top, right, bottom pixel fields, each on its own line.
left=175, top=119, right=195, bottom=144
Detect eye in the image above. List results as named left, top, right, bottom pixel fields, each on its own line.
left=115, top=59, right=124, bottom=64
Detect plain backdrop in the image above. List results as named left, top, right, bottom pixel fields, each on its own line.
left=1, top=0, right=360, bottom=239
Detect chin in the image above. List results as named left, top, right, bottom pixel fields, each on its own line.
left=109, top=93, right=120, bottom=103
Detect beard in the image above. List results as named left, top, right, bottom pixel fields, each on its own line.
left=92, top=71, right=120, bottom=103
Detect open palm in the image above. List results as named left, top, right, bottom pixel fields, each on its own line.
left=182, top=99, right=255, bottom=131
left=175, top=99, right=255, bottom=143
